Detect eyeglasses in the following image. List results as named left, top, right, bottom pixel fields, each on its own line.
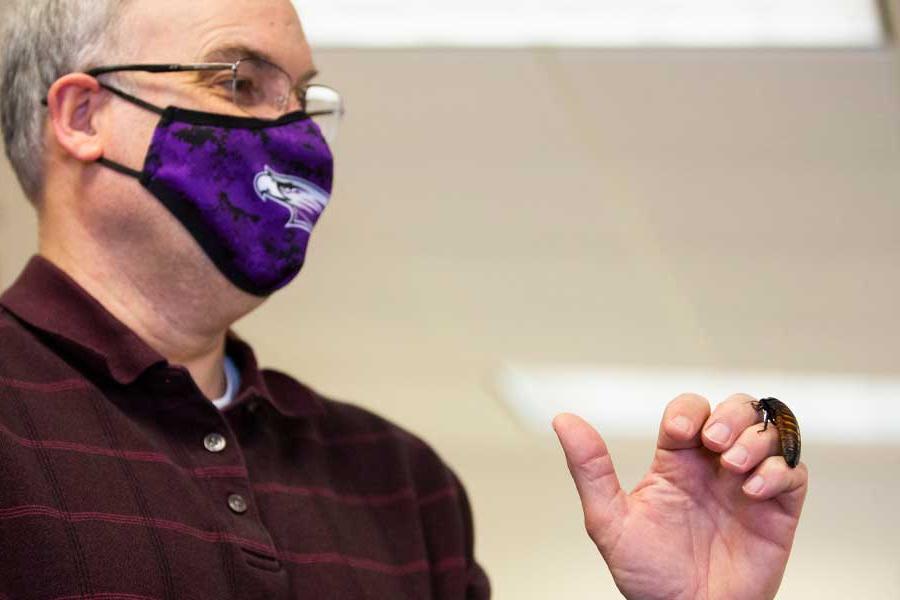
left=84, top=57, right=345, bottom=144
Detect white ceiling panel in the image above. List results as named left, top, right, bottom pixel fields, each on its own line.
left=294, top=0, right=885, bottom=48
left=495, top=365, right=900, bottom=444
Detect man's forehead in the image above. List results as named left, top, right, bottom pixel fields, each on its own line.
left=202, top=43, right=294, bottom=70
left=121, top=0, right=313, bottom=74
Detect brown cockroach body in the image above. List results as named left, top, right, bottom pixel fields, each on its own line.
left=751, top=397, right=801, bottom=468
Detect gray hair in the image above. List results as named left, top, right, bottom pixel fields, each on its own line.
left=0, top=0, right=132, bottom=202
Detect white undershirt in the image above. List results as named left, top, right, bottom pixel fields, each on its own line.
left=210, top=355, right=240, bottom=411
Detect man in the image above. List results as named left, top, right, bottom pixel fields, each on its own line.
left=0, top=0, right=808, bottom=598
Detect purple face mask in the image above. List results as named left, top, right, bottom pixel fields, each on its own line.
left=98, top=85, right=334, bottom=297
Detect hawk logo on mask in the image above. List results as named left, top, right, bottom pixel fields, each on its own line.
left=253, top=166, right=331, bottom=232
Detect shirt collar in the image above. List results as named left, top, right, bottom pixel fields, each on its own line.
left=0, top=255, right=324, bottom=418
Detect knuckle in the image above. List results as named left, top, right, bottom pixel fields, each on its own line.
left=743, top=423, right=779, bottom=449
left=796, top=463, right=810, bottom=487
left=719, top=393, right=757, bottom=414
left=668, top=393, right=709, bottom=414
left=761, top=454, right=789, bottom=476
left=726, top=392, right=757, bottom=404
left=672, top=392, right=705, bottom=405
left=712, top=394, right=764, bottom=427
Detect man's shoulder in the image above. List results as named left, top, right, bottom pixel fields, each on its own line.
left=0, top=306, right=53, bottom=372
left=261, top=368, right=420, bottom=438
left=261, top=368, right=459, bottom=484
left=0, top=305, right=24, bottom=341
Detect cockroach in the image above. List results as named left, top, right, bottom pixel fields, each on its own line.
left=751, top=397, right=801, bottom=468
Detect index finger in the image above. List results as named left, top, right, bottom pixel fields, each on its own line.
left=658, top=393, right=712, bottom=451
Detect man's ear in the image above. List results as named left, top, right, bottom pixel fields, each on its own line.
left=45, top=73, right=106, bottom=163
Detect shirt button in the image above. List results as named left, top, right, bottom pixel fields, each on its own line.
left=203, top=433, right=227, bottom=453
left=228, top=494, right=249, bottom=514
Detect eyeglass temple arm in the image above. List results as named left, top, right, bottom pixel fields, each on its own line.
left=40, top=63, right=236, bottom=105
left=85, top=63, right=234, bottom=77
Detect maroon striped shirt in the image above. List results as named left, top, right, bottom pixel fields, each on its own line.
left=0, top=256, right=490, bottom=600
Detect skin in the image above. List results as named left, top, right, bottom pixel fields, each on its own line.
left=35, top=1, right=808, bottom=595
left=553, top=393, right=809, bottom=600
left=39, top=0, right=316, bottom=397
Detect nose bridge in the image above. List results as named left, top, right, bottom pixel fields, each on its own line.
left=284, top=90, right=304, bottom=115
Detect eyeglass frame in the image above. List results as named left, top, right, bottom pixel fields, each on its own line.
left=42, top=59, right=344, bottom=121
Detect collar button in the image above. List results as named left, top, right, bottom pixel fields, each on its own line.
left=203, top=432, right=227, bottom=453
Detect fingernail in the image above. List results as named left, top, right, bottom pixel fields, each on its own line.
left=705, top=422, right=731, bottom=444
left=723, top=444, right=749, bottom=467
left=671, top=416, right=692, bottom=434
left=744, top=475, right=765, bottom=495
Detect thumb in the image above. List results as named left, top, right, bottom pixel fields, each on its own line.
left=552, top=413, right=626, bottom=538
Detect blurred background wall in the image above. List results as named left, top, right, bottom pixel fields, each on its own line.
left=1, top=1, right=899, bottom=597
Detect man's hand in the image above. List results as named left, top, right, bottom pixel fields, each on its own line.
left=553, top=393, right=808, bottom=600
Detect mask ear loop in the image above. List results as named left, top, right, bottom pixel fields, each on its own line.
left=97, top=156, right=143, bottom=179
left=98, top=82, right=166, bottom=116
left=94, top=82, right=166, bottom=179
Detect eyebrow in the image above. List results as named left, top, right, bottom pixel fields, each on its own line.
left=201, top=44, right=319, bottom=85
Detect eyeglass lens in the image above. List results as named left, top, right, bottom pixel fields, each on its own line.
left=305, top=85, right=343, bottom=146
left=233, top=58, right=344, bottom=144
